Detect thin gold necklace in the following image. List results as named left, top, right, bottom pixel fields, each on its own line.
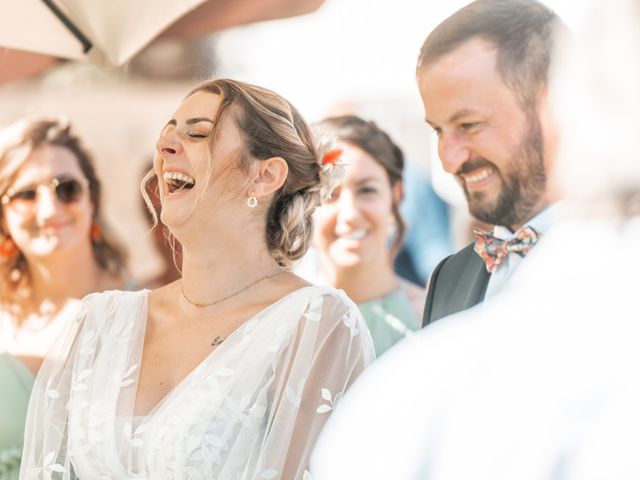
left=181, top=271, right=285, bottom=308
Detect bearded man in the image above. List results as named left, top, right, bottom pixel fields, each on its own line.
left=418, top=0, right=565, bottom=325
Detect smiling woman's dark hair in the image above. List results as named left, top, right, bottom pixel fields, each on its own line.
left=314, top=115, right=407, bottom=258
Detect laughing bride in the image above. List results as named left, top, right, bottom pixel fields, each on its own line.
left=20, top=79, right=375, bottom=479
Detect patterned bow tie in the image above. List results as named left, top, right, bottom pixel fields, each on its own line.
left=474, top=226, right=541, bottom=273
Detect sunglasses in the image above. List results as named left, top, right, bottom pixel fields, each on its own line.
left=1, top=177, right=89, bottom=209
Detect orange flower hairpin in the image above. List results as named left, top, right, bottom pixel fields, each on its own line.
left=322, top=148, right=343, bottom=166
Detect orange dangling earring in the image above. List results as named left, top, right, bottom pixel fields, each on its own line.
left=91, top=222, right=102, bottom=242
left=0, top=237, right=19, bottom=259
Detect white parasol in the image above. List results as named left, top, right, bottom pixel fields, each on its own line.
left=0, top=0, right=208, bottom=68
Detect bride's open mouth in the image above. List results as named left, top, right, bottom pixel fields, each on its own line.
left=163, top=171, right=196, bottom=195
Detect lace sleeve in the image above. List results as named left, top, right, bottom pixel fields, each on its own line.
left=20, top=295, right=93, bottom=479
left=20, top=291, right=144, bottom=480
left=258, top=290, right=375, bottom=479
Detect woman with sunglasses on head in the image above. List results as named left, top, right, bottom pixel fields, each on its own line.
left=21, top=80, right=374, bottom=479
left=0, top=117, right=127, bottom=479
left=313, top=116, right=425, bottom=357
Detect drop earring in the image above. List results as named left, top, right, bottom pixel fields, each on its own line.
left=91, top=222, right=102, bottom=242
left=247, top=192, right=258, bottom=208
left=0, top=237, right=18, bottom=259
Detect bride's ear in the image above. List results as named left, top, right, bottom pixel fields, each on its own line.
left=251, top=157, right=289, bottom=198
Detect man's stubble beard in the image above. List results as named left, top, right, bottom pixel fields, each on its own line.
left=465, top=112, right=547, bottom=229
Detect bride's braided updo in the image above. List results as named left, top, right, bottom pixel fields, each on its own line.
left=189, top=79, right=339, bottom=268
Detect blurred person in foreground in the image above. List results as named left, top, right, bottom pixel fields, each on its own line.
left=419, top=0, right=565, bottom=325
left=313, top=116, right=424, bottom=356
left=311, top=0, right=640, bottom=478
left=0, top=118, right=127, bottom=479
left=21, top=79, right=374, bottom=479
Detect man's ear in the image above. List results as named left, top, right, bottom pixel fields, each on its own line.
left=251, top=156, right=289, bottom=198
left=537, top=86, right=559, bottom=161
left=537, top=86, right=562, bottom=202
left=392, top=180, right=404, bottom=205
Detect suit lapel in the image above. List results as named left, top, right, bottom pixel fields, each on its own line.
left=425, top=243, right=490, bottom=324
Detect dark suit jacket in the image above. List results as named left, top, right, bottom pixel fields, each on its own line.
left=422, top=242, right=490, bottom=327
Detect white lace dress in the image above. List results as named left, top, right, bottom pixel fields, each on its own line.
left=20, top=286, right=374, bottom=480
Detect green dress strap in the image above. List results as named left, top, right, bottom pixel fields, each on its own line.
left=0, top=353, right=35, bottom=479
left=357, top=284, right=420, bottom=357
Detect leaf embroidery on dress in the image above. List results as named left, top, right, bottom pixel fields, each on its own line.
left=45, top=376, right=62, bottom=400
left=206, top=375, right=222, bottom=391
left=121, top=364, right=138, bottom=387
left=285, top=387, right=300, bottom=407
left=286, top=380, right=305, bottom=408
left=89, top=415, right=103, bottom=428
left=124, top=422, right=144, bottom=448
left=115, top=320, right=135, bottom=344
left=43, top=451, right=66, bottom=479
left=46, top=389, right=60, bottom=399
left=302, top=296, right=323, bottom=323
left=71, top=368, right=93, bottom=392
left=316, top=387, right=342, bottom=414
left=88, top=429, right=104, bottom=444
left=216, top=367, right=235, bottom=377
left=340, top=311, right=360, bottom=337
left=49, top=464, right=66, bottom=473
left=243, top=318, right=258, bottom=338
left=77, top=368, right=93, bottom=381
left=260, top=469, right=279, bottom=479
left=249, top=404, right=267, bottom=420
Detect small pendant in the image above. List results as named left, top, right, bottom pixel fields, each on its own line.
left=211, top=335, right=224, bottom=347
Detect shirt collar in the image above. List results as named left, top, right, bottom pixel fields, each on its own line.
left=492, top=203, right=561, bottom=240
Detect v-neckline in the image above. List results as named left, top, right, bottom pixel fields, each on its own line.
left=132, top=285, right=320, bottom=418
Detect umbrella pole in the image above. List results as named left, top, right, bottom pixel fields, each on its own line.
left=40, top=0, right=93, bottom=53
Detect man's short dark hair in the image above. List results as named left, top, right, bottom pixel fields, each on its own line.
left=417, top=0, right=564, bottom=109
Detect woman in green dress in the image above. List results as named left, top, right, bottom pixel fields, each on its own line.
left=0, top=354, right=33, bottom=479
left=0, top=117, right=127, bottom=477
left=313, top=115, right=425, bottom=356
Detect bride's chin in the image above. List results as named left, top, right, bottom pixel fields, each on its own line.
left=160, top=208, right=193, bottom=234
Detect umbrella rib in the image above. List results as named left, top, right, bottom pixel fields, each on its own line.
left=40, top=0, right=93, bottom=53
